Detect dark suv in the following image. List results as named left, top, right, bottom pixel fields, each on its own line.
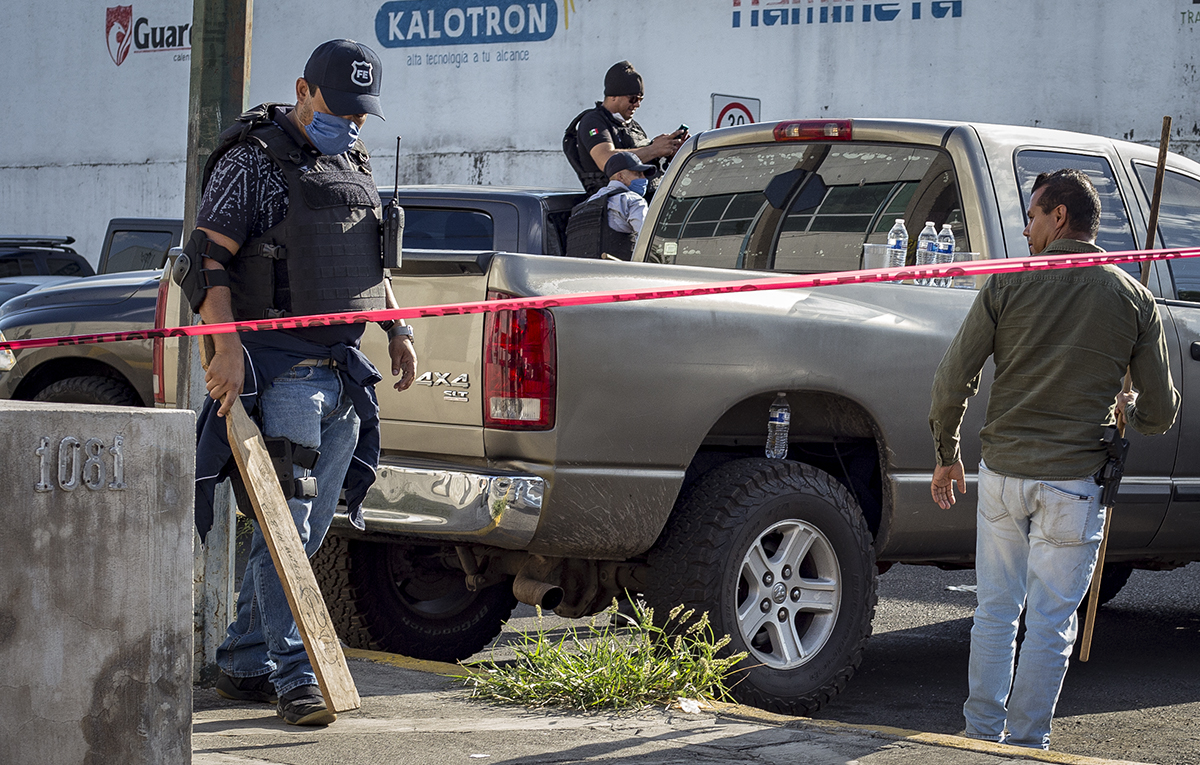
left=0, top=237, right=95, bottom=303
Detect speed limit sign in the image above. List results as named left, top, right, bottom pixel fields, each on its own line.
left=711, top=94, right=761, bottom=130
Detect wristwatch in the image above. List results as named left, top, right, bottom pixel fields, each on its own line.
left=386, top=323, right=414, bottom=342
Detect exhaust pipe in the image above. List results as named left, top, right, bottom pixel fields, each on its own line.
left=513, top=573, right=564, bottom=610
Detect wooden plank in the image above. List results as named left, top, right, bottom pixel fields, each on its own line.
left=225, top=399, right=361, bottom=712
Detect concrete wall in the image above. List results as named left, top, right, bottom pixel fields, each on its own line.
left=0, top=401, right=194, bottom=765
left=4, top=1, right=1200, bottom=262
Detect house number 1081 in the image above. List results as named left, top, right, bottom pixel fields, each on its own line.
left=35, top=435, right=126, bottom=492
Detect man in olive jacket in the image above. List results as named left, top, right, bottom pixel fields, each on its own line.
left=928, top=168, right=1179, bottom=749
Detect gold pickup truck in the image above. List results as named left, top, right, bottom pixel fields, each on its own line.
left=160, top=121, right=1200, bottom=716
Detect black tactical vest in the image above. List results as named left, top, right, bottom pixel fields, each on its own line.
left=564, top=188, right=638, bottom=261
left=202, top=104, right=387, bottom=321
left=570, top=104, right=663, bottom=198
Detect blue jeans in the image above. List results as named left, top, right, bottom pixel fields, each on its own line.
left=216, top=364, right=359, bottom=697
left=964, top=462, right=1105, bottom=749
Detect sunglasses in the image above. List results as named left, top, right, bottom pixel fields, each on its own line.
left=625, top=94, right=643, bottom=105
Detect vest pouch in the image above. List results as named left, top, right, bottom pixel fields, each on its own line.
left=298, top=168, right=381, bottom=210
left=286, top=205, right=387, bottom=317
left=227, top=247, right=278, bottom=320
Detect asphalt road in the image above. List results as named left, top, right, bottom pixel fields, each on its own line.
left=813, top=563, right=1200, bottom=765
left=477, top=563, right=1200, bottom=765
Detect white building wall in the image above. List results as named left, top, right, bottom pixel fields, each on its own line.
left=4, top=0, right=1200, bottom=265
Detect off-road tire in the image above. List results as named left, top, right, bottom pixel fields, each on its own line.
left=33, top=375, right=140, bottom=407
left=644, top=458, right=876, bottom=717
left=313, top=534, right=517, bottom=662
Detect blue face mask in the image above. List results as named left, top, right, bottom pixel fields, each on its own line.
left=304, top=111, right=360, bottom=155
left=629, top=178, right=649, bottom=197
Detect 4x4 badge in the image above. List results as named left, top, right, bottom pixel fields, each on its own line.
left=416, top=372, right=469, bottom=388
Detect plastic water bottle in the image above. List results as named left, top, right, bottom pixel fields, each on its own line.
left=886, top=219, right=908, bottom=270
left=916, top=221, right=938, bottom=285
left=766, top=393, right=790, bottom=460
left=936, top=224, right=956, bottom=287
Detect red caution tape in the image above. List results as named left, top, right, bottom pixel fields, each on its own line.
left=1, top=245, right=1195, bottom=352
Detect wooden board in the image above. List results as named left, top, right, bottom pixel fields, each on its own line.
left=225, top=399, right=361, bottom=712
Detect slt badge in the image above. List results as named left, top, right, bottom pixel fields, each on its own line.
left=416, top=371, right=470, bottom=403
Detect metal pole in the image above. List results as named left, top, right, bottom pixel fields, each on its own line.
left=1079, top=115, right=1172, bottom=662
left=184, top=0, right=253, bottom=684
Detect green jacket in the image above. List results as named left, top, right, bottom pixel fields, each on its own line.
left=929, top=238, right=1179, bottom=481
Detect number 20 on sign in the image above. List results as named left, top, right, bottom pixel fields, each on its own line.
left=35, top=435, right=126, bottom=492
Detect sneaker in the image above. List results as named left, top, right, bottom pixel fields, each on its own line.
left=215, top=671, right=278, bottom=704
left=277, top=685, right=336, bottom=726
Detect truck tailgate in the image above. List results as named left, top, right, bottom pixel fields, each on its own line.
left=367, top=251, right=492, bottom=459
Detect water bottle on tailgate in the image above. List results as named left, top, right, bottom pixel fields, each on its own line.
left=936, top=224, right=955, bottom=287
left=886, top=219, right=908, bottom=271
left=916, top=221, right=938, bottom=286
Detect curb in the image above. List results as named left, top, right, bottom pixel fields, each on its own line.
left=709, top=702, right=1154, bottom=765
left=344, top=648, right=1152, bottom=765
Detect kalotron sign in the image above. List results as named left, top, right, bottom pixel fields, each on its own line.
left=375, top=0, right=558, bottom=47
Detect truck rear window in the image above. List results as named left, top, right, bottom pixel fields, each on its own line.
left=1133, top=164, right=1200, bottom=302
left=403, top=208, right=494, bottom=251
left=106, top=230, right=176, bottom=272
left=647, top=142, right=967, bottom=273
left=1014, top=150, right=1137, bottom=267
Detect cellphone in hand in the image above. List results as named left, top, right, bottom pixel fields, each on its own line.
left=676, top=124, right=689, bottom=136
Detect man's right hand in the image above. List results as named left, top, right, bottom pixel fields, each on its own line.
left=931, top=460, right=967, bottom=510
left=205, top=347, right=245, bottom=417
left=1116, top=389, right=1137, bottom=430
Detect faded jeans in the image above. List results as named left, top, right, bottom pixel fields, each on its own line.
left=964, top=461, right=1105, bottom=749
left=216, top=364, right=359, bottom=697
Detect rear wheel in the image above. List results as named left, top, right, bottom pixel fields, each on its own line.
left=33, top=376, right=140, bottom=407
left=313, top=534, right=517, bottom=662
left=644, top=458, right=876, bottom=716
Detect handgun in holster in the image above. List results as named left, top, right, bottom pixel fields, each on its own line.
left=1094, top=425, right=1130, bottom=508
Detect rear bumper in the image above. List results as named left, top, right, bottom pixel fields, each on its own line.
left=332, top=460, right=543, bottom=549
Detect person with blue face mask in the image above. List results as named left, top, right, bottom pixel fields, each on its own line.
left=181, top=39, right=418, bottom=728
left=564, top=152, right=658, bottom=261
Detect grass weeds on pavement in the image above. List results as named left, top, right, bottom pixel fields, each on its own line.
left=458, top=601, right=747, bottom=711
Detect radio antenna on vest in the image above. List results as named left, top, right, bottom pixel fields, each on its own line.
left=394, top=136, right=401, bottom=192
left=382, top=136, right=404, bottom=269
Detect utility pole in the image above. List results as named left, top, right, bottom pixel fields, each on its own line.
left=182, top=0, right=253, bottom=684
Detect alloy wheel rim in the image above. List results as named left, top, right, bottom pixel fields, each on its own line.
left=735, top=518, right=841, bottom=669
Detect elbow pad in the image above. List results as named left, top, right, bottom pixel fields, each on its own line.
left=172, top=229, right=234, bottom=312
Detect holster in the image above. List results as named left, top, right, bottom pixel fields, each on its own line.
left=265, top=437, right=320, bottom=500
left=1093, top=425, right=1130, bottom=508
left=230, top=436, right=321, bottom=514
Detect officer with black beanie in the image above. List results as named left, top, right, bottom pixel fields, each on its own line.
left=565, top=61, right=687, bottom=199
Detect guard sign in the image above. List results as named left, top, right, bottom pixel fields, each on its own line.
left=711, top=94, right=761, bottom=130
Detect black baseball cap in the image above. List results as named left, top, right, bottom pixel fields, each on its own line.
left=303, top=39, right=385, bottom=119
left=604, top=152, right=657, bottom=178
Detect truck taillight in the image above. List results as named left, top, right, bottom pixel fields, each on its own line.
left=483, top=291, right=556, bottom=430
left=152, top=272, right=170, bottom=405
left=774, top=120, right=853, bottom=142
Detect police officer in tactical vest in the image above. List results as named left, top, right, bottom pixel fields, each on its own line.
left=175, top=39, right=417, bottom=727
left=565, top=151, right=657, bottom=261
left=563, top=61, right=687, bottom=200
